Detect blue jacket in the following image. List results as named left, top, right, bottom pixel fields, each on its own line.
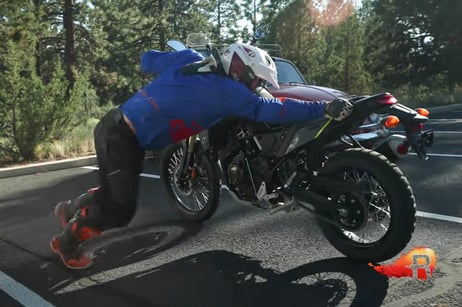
left=120, top=49, right=326, bottom=150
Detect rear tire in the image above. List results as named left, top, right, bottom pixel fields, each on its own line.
left=279, top=257, right=388, bottom=306
left=376, top=142, right=400, bottom=163
left=160, top=142, right=221, bottom=222
left=317, top=148, right=416, bottom=262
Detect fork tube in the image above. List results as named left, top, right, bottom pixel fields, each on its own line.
left=187, top=135, right=196, bottom=153
left=181, top=135, right=197, bottom=175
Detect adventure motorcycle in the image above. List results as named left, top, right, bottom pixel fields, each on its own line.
left=160, top=93, right=420, bottom=262
left=167, top=35, right=434, bottom=163
left=268, top=73, right=434, bottom=163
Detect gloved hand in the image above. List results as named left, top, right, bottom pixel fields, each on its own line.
left=324, top=98, right=353, bottom=121
left=180, top=55, right=218, bottom=75
left=255, top=87, right=274, bottom=99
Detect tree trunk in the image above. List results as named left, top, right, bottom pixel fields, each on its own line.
left=63, top=0, right=75, bottom=89
left=34, top=0, right=41, bottom=77
left=158, top=0, right=165, bottom=51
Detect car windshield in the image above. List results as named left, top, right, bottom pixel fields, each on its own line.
left=274, top=59, right=306, bottom=85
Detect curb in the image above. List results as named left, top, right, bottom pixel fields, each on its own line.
left=0, top=155, right=97, bottom=179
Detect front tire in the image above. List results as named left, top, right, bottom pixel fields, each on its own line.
left=160, top=142, right=221, bottom=222
left=317, top=148, right=416, bottom=262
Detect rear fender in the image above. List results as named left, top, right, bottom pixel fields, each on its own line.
left=353, top=93, right=398, bottom=116
left=311, top=94, right=396, bottom=145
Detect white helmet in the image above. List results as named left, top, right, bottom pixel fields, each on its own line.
left=220, top=43, right=279, bottom=91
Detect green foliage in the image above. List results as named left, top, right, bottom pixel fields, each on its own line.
left=269, top=0, right=371, bottom=94
left=198, top=0, right=241, bottom=43
left=321, top=12, right=372, bottom=94
left=367, top=0, right=462, bottom=94
left=87, top=0, right=217, bottom=105
left=271, top=0, right=320, bottom=72
left=0, top=0, right=459, bottom=164
left=0, top=38, right=88, bottom=161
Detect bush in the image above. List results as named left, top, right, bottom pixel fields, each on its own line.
left=394, top=87, right=461, bottom=108
left=0, top=39, right=98, bottom=163
left=33, top=118, right=99, bottom=161
left=386, top=75, right=460, bottom=108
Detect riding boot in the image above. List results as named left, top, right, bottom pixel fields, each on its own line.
left=50, top=205, right=102, bottom=270
left=54, top=187, right=100, bottom=229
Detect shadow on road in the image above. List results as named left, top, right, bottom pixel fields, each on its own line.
left=53, top=250, right=389, bottom=307
left=0, top=165, right=388, bottom=307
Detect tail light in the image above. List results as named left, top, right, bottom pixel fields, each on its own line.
left=416, top=108, right=430, bottom=117
left=378, top=94, right=398, bottom=105
left=397, top=143, right=408, bottom=155
left=384, top=115, right=400, bottom=129
left=412, top=123, right=425, bottom=132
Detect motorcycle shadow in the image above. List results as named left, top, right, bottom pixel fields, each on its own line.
left=91, top=249, right=389, bottom=307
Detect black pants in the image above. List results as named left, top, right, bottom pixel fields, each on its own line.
left=92, top=107, right=145, bottom=229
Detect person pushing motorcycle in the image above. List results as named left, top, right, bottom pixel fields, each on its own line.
left=50, top=43, right=353, bottom=269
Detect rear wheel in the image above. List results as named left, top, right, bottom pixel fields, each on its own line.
left=160, top=142, right=221, bottom=222
left=317, top=148, right=416, bottom=262
left=279, top=257, right=388, bottom=306
left=376, top=142, right=400, bottom=163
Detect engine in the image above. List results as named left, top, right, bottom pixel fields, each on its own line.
left=227, top=152, right=272, bottom=201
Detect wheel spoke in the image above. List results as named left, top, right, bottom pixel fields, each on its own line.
left=338, top=169, right=391, bottom=244
left=368, top=203, right=390, bottom=217
left=168, top=148, right=212, bottom=213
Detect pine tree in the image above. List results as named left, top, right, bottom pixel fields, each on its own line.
left=367, top=0, right=462, bottom=95
left=0, top=1, right=89, bottom=161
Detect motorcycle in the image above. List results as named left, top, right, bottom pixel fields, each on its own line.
left=160, top=92, right=420, bottom=262
left=167, top=35, right=434, bottom=163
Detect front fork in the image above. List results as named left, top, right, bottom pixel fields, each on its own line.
left=180, top=135, right=197, bottom=179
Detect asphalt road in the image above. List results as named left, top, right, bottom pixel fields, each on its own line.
left=0, top=104, right=461, bottom=307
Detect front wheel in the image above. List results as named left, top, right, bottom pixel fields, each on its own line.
left=160, top=142, right=221, bottom=222
left=317, top=148, right=416, bottom=262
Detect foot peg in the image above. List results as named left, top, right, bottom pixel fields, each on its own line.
left=269, top=198, right=300, bottom=214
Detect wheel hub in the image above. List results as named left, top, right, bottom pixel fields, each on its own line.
left=333, top=192, right=367, bottom=230
left=173, top=167, right=193, bottom=196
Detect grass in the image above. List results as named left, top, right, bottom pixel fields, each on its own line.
left=0, top=118, right=98, bottom=168
left=34, top=118, right=98, bottom=161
